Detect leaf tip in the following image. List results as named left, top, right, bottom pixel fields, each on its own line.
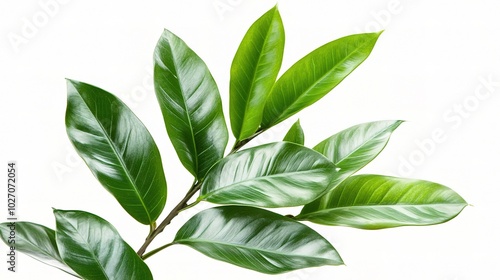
left=159, top=29, right=176, bottom=44
left=65, top=78, right=77, bottom=86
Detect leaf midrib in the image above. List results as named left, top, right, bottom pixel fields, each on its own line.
left=299, top=202, right=467, bottom=218
left=201, top=167, right=332, bottom=199
left=175, top=239, right=337, bottom=264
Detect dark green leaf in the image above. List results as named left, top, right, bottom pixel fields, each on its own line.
left=230, top=6, right=285, bottom=140
left=154, top=29, right=228, bottom=179
left=314, top=120, right=403, bottom=171
left=283, top=119, right=305, bottom=145
left=54, top=210, right=153, bottom=280
left=66, top=80, right=167, bottom=225
left=262, top=32, right=382, bottom=127
left=174, top=206, right=343, bottom=274
left=199, top=142, right=338, bottom=207
left=0, top=222, right=79, bottom=278
left=298, top=175, right=468, bottom=229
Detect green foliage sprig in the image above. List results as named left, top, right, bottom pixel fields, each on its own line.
left=1, top=6, right=467, bottom=279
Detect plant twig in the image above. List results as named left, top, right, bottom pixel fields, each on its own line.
left=137, top=184, right=200, bottom=257
left=142, top=242, right=175, bottom=260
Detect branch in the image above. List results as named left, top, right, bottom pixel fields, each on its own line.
left=137, top=184, right=200, bottom=257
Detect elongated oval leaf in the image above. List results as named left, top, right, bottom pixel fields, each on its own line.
left=314, top=120, right=403, bottom=171
left=262, top=32, right=382, bottom=128
left=174, top=206, right=343, bottom=274
left=66, top=80, right=167, bottom=225
left=298, top=175, right=467, bottom=229
left=199, top=142, right=338, bottom=207
left=230, top=6, right=285, bottom=140
left=54, top=210, right=153, bottom=280
left=154, top=29, right=228, bottom=179
left=283, top=119, right=305, bottom=145
left=303, top=121, right=402, bottom=212
left=0, top=222, right=79, bottom=277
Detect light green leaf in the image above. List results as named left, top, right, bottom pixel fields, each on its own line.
left=262, top=32, right=382, bottom=127
left=303, top=120, right=402, bottom=213
left=283, top=119, right=305, bottom=145
left=154, top=29, right=228, bottom=179
left=0, top=222, right=79, bottom=278
left=230, top=6, right=285, bottom=140
left=199, top=142, right=338, bottom=207
left=174, top=206, right=343, bottom=274
left=298, top=175, right=468, bottom=229
left=66, top=80, right=167, bottom=225
left=54, top=210, right=153, bottom=280
left=314, top=120, right=403, bottom=171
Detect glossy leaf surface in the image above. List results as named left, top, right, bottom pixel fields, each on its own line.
left=154, top=29, right=228, bottom=179
left=298, top=175, right=467, bottom=229
left=283, top=119, right=305, bottom=145
left=199, top=142, right=338, bottom=207
left=262, top=32, right=381, bottom=127
left=174, top=206, right=343, bottom=274
left=0, top=222, right=79, bottom=277
left=230, top=6, right=285, bottom=140
left=54, top=210, right=153, bottom=280
left=303, top=120, right=402, bottom=212
left=66, top=80, right=166, bottom=225
left=314, top=120, right=403, bottom=171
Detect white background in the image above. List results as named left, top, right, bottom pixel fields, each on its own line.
left=1, top=0, right=500, bottom=279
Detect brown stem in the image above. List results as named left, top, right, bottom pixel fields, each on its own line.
left=137, top=184, right=200, bottom=257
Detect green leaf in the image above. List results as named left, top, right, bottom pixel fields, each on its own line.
left=230, top=6, right=285, bottom=140
left=0, top=222, right=79, bottom=278
left=262, top=32, right=382, bottom=128
left=303, top=120, right=402, bottom=213
left=298, top=175, right=468, bottom=229
left=314, top=120, right=403, bottom=171
left=54, top=210, right=153, bottom=280
left=174, top=206, right=343, bottom=274
left=199, top=142, right=338, bottom=207
left=66, top=80, right=167, bottom=225
left=283, top=119, right=305, bottom=145
left=154, top=29, right=228, bottom=179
